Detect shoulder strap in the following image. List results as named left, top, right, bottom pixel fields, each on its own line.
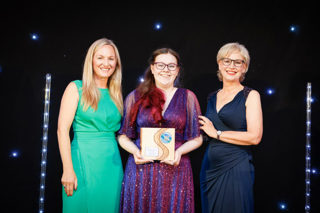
left=243, top=86, right=253, bottom=100
left=72, top=80, right=82, bottom=90
left=207, top=89, right=220, bottom=102
left=72, top=80, right=83, bottom=97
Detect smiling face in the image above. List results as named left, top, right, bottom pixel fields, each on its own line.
left=218, top=51, right=247, bottom=83
left=151, top=53, right=180, bottom=89
left=92, top=44, right=117, bottom=80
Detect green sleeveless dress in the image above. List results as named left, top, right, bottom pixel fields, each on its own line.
left=62, top=80, right=123, bottom=213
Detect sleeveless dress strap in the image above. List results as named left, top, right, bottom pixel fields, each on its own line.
left=243, top=86, right=253, bottom=100
left=207, top=89, right=220, bottom=102
left=73, top=80, right=82, bottom=89
left=72, top=80, right=83, bottom=96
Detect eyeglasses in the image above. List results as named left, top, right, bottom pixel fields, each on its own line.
left=221, top=58, right=245, bottom=67
left=153, top=62, right=179, bottom=71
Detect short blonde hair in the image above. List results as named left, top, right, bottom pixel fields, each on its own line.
left=216, top=42, right=250, bottom=82
left=82, top=38, right=123, bottom=114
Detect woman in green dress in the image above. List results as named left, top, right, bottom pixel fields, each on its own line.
left=57, top=38, right=124, bottom=212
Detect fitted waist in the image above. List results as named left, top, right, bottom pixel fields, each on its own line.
left=73, top=131, right=116, bottom=141
left=207, top=138, right=253, bottom=161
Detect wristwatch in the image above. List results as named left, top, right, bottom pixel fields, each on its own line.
left=217, top=130, right=222, bottom=140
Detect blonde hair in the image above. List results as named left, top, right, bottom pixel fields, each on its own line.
left=216, top=42, right=250, bottom=82
left=81, top=38, right=123, bottom=114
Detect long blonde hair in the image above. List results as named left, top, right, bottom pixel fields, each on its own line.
left=81, top=38, right=123, bottom=114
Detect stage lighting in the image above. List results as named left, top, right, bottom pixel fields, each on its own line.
left=312, top=168, right=318, bottom=175
left=154, top=22, right=162, bottom=30
left=289, top=25, right=300, bottom=34
left=278, top=202, right=287, bottom=210
left=11, top=150, right=19, bottom=158
left=266, top=88, right=275, bottom=95
left=290, top=25, right=296, bottom=32
left=31, top=33, right=39, bottom=40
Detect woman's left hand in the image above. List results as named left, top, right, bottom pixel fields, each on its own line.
left=161, top=149, right=182, bottom=166
left=199, top=115, right=216, bottom=138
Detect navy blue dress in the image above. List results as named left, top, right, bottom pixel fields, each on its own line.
left=200, top=87, right=255, bottom=213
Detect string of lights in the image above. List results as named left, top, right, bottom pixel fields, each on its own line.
left=38, top=74, right=52, bottom=213
left=305, top=82, right=312, bottom=213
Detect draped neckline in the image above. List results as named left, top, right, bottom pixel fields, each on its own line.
left=215, top=89, right=244, bottom=114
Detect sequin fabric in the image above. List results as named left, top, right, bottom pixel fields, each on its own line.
left=119, top=88, right=201, bottom=213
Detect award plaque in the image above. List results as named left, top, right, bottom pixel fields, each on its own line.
left=140, top=128, right=175, bottom=161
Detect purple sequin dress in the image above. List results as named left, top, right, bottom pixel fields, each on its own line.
left=119, top=88, right=201, bottom=213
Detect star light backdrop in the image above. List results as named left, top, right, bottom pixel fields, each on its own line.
left=1, top=4, right=319, bottom=213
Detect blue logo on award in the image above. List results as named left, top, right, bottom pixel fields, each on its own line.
left=160, top=132, right=172, bottom=144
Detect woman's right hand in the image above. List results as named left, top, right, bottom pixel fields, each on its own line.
left=61, top=169, right=78, bottom=196
left=118, top=135, right=153, bottom=164
left=133, top=150, right=153, bottom=164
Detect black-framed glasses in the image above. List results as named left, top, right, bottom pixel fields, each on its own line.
left=221, top=58, right=245, bottom=67
left=153, top=62, right=179, bottom=71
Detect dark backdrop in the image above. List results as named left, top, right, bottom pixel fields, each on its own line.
left=1, top=3, right=319, bottom=213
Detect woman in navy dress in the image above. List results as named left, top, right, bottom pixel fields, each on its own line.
left=199, top=42, right=263, bottom=213
left=118, top=48, right=203, bottom=212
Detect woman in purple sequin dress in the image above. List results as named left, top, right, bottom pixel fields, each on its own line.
left=118, top=48, right=203, bottom=213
